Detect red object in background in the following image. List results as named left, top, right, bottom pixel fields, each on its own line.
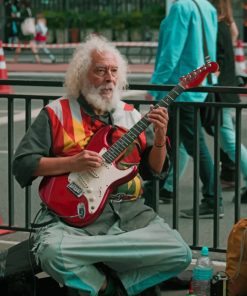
left=0, top=40, right=13, bottom=94
left=235, top=39, right=247, bottom=75
left=0, top=216, right=13, bottom=235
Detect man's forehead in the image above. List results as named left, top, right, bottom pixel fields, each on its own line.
left=91, top=50, right=117, bottom=65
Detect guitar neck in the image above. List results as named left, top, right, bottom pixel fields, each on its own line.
left=102, top=83, right=185, bottom=163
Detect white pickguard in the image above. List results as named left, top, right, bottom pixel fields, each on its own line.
left=68, top=148, right=134, bottom=214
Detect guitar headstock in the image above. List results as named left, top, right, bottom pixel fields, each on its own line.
left=180, top=61, right=219, bottom=89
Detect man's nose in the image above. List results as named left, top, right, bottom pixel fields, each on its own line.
left=104, top=69, right=114, bottom=81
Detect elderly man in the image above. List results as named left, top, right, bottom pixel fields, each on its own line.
left=12, top=35, right=191, bottom=296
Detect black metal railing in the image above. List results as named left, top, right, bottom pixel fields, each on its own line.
left=1, top=80, right=247, bottom=253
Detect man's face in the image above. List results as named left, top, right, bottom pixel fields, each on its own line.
left=82, top=50, right=121, bottom=113
left=87, top=50, right=118, bottom=101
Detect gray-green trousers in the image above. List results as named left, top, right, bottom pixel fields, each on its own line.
left=33, top=215, right=192, bottom=296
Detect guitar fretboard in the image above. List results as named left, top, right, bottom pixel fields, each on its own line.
left=102, top=83, right=185, bottom=163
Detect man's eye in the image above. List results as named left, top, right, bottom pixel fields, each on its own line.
left=111, top=68, right=118, bottom=75
left=95, top=67, right=118, bottom=77
left=97, top=68, right=106, bottom=75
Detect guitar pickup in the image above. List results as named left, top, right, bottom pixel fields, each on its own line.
left=67, top=182, right=83, bottom=198
left=88, top=169, right=99, bottom=178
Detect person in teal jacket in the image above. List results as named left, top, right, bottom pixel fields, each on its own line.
left=145, top=0, right=223, bottom=218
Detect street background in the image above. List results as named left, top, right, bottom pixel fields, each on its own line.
left=0, top=0, right=246, bottom=294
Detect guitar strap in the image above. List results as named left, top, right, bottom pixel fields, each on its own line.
left=192, top=0, right=213, bottom=84
left=89, top=110, right=115, bottom=128
left=109, top=111, right=115, bottom=128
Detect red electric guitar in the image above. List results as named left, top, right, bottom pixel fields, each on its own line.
left=39, top=60, right=219, bottom=227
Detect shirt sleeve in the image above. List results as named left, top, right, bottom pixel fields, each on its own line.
left=149, top=2, right=192, bottom=95
left=12, top=109, right=52, bottom=188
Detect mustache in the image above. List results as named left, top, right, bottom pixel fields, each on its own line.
left=97, top=83, right=114, bottom=91
left=81, top=81, right=121, bottom=112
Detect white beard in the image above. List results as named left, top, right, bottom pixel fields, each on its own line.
left=82, top=83, right=121, bottom=112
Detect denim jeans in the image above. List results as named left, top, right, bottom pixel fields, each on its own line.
left=220, top=108, right=247, bottom=187
left=163, top=105, right=217, bottom=199
left=163, top=143, right=189, bottom=192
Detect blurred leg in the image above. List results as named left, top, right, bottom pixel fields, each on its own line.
left=162, top=143, right=190, bottom=192
left=220, top=108, right=247, bottom=187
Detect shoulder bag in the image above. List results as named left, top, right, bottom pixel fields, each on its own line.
left=192, top=0, right=218, bottom=135
left=21, top=7, right=35, bottom=36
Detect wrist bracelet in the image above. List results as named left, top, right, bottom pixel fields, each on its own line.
left=154, top=142, right=166, bottom=148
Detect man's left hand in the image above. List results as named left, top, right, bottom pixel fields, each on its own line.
left=147, top=106, right=168, bottom=144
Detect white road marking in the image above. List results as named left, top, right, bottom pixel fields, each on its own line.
left=0, top=108, right=41, bottom=125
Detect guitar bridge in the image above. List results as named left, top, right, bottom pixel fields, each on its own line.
left=67, top=182, right=83, bottom=198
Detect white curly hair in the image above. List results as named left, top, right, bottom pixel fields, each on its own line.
left=64, top=34, right=128, bottom=98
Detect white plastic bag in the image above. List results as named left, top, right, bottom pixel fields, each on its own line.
left=21, top=17, right=35, bottom=36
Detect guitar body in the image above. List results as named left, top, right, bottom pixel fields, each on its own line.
left=39, top=126, right=138, bottom=227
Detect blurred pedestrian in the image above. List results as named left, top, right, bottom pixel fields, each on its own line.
left=211, top=0, right=247, bottom=202
left=4, top=0, right=20, bottom=45
left=34, top=13, right=56, bottom=63
left=152, top=0, right=247, bottom=206
left=145, top=0, right=222, bottom=219
left=13, top=0, right=40, bottom=63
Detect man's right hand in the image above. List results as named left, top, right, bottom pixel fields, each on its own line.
left=71, top=150, right=102, bottom=172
